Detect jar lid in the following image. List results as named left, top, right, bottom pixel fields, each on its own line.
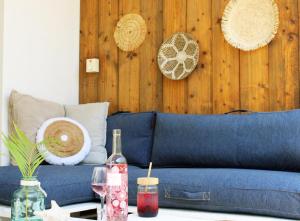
left=137, top=177, right=159, bottom=185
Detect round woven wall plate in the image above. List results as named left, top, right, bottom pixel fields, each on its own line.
left=221, top=0, right=279, bottom=51
left=114, top=13, right=147, bottom=52
left=158, top=32, right=199, bottom=80
left=36, top=117, right=91, bottom=165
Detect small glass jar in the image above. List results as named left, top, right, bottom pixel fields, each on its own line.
left=137, top=177, right=159, bottom=217
left=11, top=178, right=46, bottom=221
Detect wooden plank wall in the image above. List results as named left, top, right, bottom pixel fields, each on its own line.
left=80, top=0, right=300, bottom=114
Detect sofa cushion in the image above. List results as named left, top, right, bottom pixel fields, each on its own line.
left=0, top=165, right=97, bottom=208
left=152, top=111, right=300, bottom=170
left=36, top=117, right=92, bottom=166
left=128, top=166, right=300, bottom=219
left=65, top=103, right=109, bottom=164
left=106, top=112, right=155, bottom=167
left=9, top=90, right=65, bottom=143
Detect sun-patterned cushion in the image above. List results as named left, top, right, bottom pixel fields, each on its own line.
left=36, top=117, right=91, bottom=165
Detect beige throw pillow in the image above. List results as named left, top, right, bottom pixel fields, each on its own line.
left=9, top=90, right=109, bottom=165
left=65, top=103, right=109, bottom=164
left=9, top=90, right=65, bottom=142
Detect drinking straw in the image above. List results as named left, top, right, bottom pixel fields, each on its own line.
left=145, top=162, right=152, bottom=192
left=147, top=162, right=153, bottom=178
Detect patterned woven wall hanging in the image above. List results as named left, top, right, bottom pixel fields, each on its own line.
left=36, top=117, right=91, bottom=165
left=222, top=0, right=279, bottom=51
left=158, top=32, right=199, bottom=80
left=114, top=13, right=147, bottom=52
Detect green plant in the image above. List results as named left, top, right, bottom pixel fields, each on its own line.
left=1, top=123, right=48, bottom=179
left=2, top=124, right=57, bottom=220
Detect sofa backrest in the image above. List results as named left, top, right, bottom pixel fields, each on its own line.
left=106, top=112, right=156, bottom=168
left=151, top=110, right=300, bottom=171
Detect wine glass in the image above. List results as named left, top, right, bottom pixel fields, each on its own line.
left=91, top=166, right=107, bottom=221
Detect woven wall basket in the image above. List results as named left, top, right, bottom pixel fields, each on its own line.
left=158, top=32, right=199, bottom=80
left=114, top=13, right=147, bottom=52
left=221, top=0, right=279, bottom=51
left=36, top=117, right=91, bottom=165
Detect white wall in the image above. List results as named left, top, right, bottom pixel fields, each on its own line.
left=0, top=0, right=5, bottom=166
left=0, top=0, right=80, bottom=165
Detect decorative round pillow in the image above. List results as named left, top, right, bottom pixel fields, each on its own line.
left=221, top=0, right=279, bottom=51
left=36, top=117, right=91, bottom=165
left=114, top=13, right=147, bottom=52
left=158, top=32, right=199, bottom=80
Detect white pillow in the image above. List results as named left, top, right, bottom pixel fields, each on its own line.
left=36, top=117, right=91, bottom=165
left=65, top=102, right=109, bottom=164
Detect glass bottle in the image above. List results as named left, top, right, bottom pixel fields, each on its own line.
left=106, top=129, right=128, bottom=221
left=11, top=177, right=45, bottom=221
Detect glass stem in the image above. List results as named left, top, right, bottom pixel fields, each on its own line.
left=98, top=196, right=105, bottom=221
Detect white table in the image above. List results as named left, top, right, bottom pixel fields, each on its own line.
left=69, top=206, right=295, bottom=221
left=0, top=203, right=296, bottom=221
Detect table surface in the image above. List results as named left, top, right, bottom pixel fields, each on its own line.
left=0, top=202, right=295, bottom=221
left=69, top=206, right=295, bottom=221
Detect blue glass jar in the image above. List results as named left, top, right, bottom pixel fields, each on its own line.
left=11, top=178, right=46, bottom=221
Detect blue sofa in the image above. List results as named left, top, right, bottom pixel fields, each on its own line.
left=1, top=110, right=300, bottom=219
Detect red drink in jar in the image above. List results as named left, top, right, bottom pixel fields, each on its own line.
left=137, top=177, right=159, bottom=217
left=137, top=192, right=159, bottom=217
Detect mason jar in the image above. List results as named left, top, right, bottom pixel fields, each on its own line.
left=11, top=178, right=46, bottom=221
left=137, top=177, right=159, bottom=217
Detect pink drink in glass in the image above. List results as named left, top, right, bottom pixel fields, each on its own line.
left=92, top=183, right=106, bottom=197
